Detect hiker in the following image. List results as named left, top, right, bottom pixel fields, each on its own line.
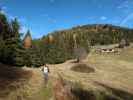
left=42, top=64, right=50, bottom=86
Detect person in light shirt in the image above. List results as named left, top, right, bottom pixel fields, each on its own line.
left=42, top=64, right=50, bottom=86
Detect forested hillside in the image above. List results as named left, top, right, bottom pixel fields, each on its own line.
left=45, top=24, right=133, bottom=46
left=33, top=24, right=133, bottom=64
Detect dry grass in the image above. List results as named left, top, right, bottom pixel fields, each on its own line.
left=0, top=64, right=44, bottom=100
left=49, top=46, right=133, bottom=99
left=0, top=64, right=32, bottom=98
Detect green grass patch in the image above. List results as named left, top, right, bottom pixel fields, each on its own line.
left=39, top=81, right=52, bottom=100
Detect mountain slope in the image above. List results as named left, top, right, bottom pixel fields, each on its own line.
left=42, top=24, right=133, bottom=46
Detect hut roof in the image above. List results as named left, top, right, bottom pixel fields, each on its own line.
left=23, top=32, right=32, bottom=40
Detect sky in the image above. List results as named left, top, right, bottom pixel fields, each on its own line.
left=0, top=0, right=133, bottom=38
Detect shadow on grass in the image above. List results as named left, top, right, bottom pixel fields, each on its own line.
left=71, top=81, right=133, bottom=100
left=94, top=81, right=133, bottom=100
left=71, top=88, right=96, bottom=100
left=0, top=63, right=32, bottom=97
left=71, top=63, right=95, bottom=73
